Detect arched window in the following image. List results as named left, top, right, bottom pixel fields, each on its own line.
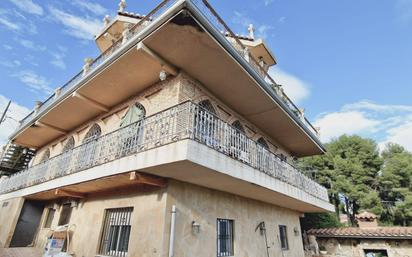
left=83, top=124, right=102, bottom=144
left=120, top=103, right=146, bottom=127
left=232, top=120, right=245, bottom=133
left=39, top=149, right=50, bottom=163
left=199, top=99, right=216, bottom=115
left=62, top=136, right=75, bottom=153
left=257, top=137, right=269, bottom=150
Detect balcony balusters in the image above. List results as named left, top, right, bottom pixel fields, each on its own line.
left=0, top=102, right=329, bottom=201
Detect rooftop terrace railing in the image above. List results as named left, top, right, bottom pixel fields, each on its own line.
left=0, top=101, right=329, bottom=201
left=15, top=0, right=319, bottom=140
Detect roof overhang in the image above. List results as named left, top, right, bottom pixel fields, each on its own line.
left=10, top=0, right=324, bottom=157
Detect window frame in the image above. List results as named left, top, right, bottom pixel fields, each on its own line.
left=58, top=203, right=72, bottom=226
left=216, top=218, right=234, bottom=257
left=43, top=208, right=56, bottom=228
left=279, top=225, right=289, bottom=250
left=99, top=207, right=133, bottom=257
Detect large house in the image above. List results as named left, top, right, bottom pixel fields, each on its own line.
left=0, top=1, right=333, bottom=257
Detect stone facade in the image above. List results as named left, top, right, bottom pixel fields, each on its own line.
left=315, top=238, right=412, bottom=257
left=32, top=72, right=293, bottom=167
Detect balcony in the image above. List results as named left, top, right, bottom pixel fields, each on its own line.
left=10, top=0, right=321, bottom=155
left=0, top=102, right=329, bottom=206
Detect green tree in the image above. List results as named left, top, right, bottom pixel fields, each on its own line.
left=300, top=135, right=383, bottom=226
left=379, top=143, right=412, bottom=225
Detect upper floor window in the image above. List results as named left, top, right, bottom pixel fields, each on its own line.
left=99, top=207, right=133, bottom=257
left=62, top=136, right=75, bottom=153
left=257, top=137, right=269, bottom=150
left=120, top=103, right=146, bottom=127
left=83, top=124, right=102, bottom=143
left=279, top=225, right=289, bottom=250
left=231, top=120, right=245, bottom=133
left=199, top=99, right=217, bottom=115
left=58, top=203, right=72, bottom=226
left=39, top=149, right=50, bottom=163
left=217, top=219, right=234, bottom=256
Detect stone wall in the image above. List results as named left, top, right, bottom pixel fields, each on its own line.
left=31, top=72, right=293, bottom=167
left=317, top=238, right=412, bottom=257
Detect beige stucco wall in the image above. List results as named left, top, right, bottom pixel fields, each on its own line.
left=33, top=189, right=168, bottom=257
left=163, top=180, right=305, bottom=257
left=0, top=197, right=24, bottom=247
left=31, top=72, right=293, bottom=167
left=317, top=238, right=412, bottom=257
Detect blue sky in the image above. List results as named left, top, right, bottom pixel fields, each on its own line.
left=0, top=0, right=411, bottom=151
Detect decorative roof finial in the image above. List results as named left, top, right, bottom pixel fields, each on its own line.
left=248, top=24, right=255, bottom=40
left=103, top=15, right=110, bottom=27
left=118, top=0, right=126, bottom=13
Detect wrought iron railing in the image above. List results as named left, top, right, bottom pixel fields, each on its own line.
left=0, top=102, right=328, bottom=201
left=16, top=0, right=319, bottom=140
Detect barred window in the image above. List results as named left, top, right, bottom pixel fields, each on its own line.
left=62, top=136, right=75, bottom=153
left=257, top=137, right=269, bottom=150
left=279, top=225, right=289, bottom=250
left=83, top=123, right=102, bottom=143
left=99, top=207, right=133, bottom=257
left=199, top=99, right=216, bottom=115
left=231, top=120, right=245, bottom=133
left=39, top=149, right=50, bottom=163
left=217, top=219, right=234, bottom=256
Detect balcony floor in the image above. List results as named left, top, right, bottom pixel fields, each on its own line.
left=0, top=139, right=333, bottom=213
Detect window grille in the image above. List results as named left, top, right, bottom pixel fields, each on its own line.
left=231, top=120, right=245, bottom=133
left=83, top=124, right=102, bottom=143
left=43, top=208, right=55, bottom=228
left=39, top=149, right=50, bottom=163
left=62, top=136, right=75, bottom=153
left=217, top=219, right=234, bottom=256
left=257, top=137, right=269, bottom=150
left=99, top=207, right=133, bottom=257
left=279, top=225, right=289, bottom=250
left=199, top=100, right=216, bottom=114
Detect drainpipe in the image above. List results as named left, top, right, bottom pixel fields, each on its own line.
left=168, top=205, right=177, bottom=257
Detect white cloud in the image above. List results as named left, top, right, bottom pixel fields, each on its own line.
left=232, top=11, right=274, bottom=39
left=269, top=67, right=310, bottom=104
left=50, top=52, right=66, bottom=70
left=313, top=100, right=412, bottom=151
left=0, top=17, right=20, bottom=31
left=48, top=6, right=102, bottom=40
left=314, top=111, right=380, bottom=142
left=0, top=95, right=30, bottom=145
left=0, top=59, right=21, bottom=68
left=20, top=39, right=46, bottom=51
left=3, top=44, right=13, bottom=50
left=12, top=70, right=52, bottom=95
left=8, top=0, right=43, bottom=16
left=72, top=0, right=108, bottom=16
left=381, top=120, right=412, bottom=152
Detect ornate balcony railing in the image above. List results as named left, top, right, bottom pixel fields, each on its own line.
left=15, top=0, right=319, bottom=141
left=0, top=101, right=328, bottom=201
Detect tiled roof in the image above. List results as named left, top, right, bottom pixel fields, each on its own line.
left=307, top=227, right=412, bottom=239
left=356, top=211, right=377, bottom=220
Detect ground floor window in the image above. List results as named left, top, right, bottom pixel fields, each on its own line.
left=279, top=225, right=289, bottom=250
left=43, top=208, right=55, bottom=228
left=217, top=218, right=234, bottom=256
left=58, top=203, right=72, bottom=226
left=364, top=249, right=388, bottom=257
left=99, top=207, right=133, bottom=257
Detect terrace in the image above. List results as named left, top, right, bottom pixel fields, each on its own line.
left=10, top=0, right=321, bottom=149
left=0, top=101, right=329, bottom=206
